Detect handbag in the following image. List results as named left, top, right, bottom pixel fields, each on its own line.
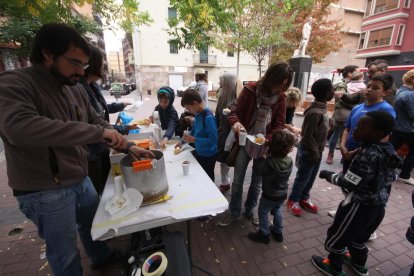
left=226, top=143, right=240, bottom=167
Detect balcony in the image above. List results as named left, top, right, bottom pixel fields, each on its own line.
left=193, top=54, right=217, bottom=67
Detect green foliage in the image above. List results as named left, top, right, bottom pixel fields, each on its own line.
left=168, top=0, right=315, bottom=71
left=228, top=0, right=315, bottom=75
left=167, top=0, right=246, bottom=49
left=0, top=0, right=151, bottom=57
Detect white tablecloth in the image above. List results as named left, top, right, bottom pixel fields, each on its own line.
left=91, top=144, right=228, bottom=241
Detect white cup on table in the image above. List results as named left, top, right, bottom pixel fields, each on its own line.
left=182, top=161, right=190, bottom=175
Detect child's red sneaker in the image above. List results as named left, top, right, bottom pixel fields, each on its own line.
left=299, top=199, right=319, bottom=213
left=287, top=199, right=302, bottom=216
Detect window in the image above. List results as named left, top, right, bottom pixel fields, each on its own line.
left=367, top=27, right=393, bottom=48
left=169, top=41, right=178, bottom=54
left=374, top=0, right=399, bottom=14
left=358, top=32, right=366, bottom=49
left=404, top=0, right=411, bottom=8
left=365, top=0, right=373, bottom=16
left=227, top=44, right=234, bottom=57
left=396, top=24, right=405, bottom=45
left=168, top=7, right=177, bottom=19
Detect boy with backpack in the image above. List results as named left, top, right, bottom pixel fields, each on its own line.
left=177, top=90, right=217, bottom=181
left=287, top=79, right=334, bottom=217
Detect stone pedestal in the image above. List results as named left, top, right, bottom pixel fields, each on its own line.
left=288, top=56, right=312, bottom=100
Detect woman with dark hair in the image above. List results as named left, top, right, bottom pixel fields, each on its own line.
left=215, top=72, right=241, bottom=193
left=80, top=45, right=137, bottom=195
left=326, top=65, right=360, bottom=165
left=218, top=62, right=294, bottom=227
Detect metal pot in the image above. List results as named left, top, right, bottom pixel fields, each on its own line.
left=120, top=150, right=168, bottom=203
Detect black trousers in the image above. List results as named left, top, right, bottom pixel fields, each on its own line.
left=392, top=130, right=414, bottom=179
left=325, top=201, right=385, bottom=271
left=88, top=150, right=111, bottom=196
left=194, top=153, right=217, bottom=182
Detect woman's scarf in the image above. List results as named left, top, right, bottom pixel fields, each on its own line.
left=250, top=88, right=279, bottom=135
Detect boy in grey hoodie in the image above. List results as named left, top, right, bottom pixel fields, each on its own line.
left=287, top=79, right=334, bottom=216
left=248, top=130, right=295, bottom=244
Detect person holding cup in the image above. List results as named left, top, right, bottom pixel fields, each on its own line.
left=218, top=62, right=294, bottom=227
left=150, top=86, right=179, bottom=148
left=176, top=90, right=218, bottom=181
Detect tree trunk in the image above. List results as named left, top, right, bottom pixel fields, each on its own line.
left=236, top=43, right=240, bottom=79
left=258, top=59, right=262, bottom=78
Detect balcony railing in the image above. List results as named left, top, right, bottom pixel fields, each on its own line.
left=193, top=54, right=217, bottom=67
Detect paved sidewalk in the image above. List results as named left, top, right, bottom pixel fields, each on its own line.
left=0, top=91, right=413, bottom=275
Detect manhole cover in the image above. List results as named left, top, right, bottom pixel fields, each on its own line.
left=8, top=227, right=23, bottom=236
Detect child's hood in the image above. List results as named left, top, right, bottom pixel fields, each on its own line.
left=268, top=156, right=292, bottom=173
left=303, top=100, right=326, bottom=116
left=157, top=86, right=175, bottom=107
left=375, top=142, right=402, bottom=169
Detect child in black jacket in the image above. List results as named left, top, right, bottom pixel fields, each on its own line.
left=248, top=130, right=294, bottom=244
left=313, top=111, right=402, bottom=276
left=152, top=86, right=179, bottom=148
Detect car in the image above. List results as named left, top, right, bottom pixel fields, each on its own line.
left=177, top=81, right=197, bottom=97
left=109, top=83, right=129, bottom=96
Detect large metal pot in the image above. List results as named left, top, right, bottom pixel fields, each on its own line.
left=120, top=150, right=168, bottom=203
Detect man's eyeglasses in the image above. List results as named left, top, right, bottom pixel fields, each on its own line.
left=62, top=56, right=89, bottom=70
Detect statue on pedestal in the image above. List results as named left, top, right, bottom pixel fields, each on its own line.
left=294, top=17, right=312, bottom=57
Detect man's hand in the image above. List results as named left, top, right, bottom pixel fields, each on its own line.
left=319, top=170, right=335, bottom=182
left=128, top=145, right=155, bottom=160
left=232, top=122, right=245, bottom=134
left=103, top=129, right=128, bottom=149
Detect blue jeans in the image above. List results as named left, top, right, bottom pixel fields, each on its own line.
left=258, top=197, right=283, bottom=235
left=229, top=146, right=262, bottom=217
left=16, top=177, right=111, bottom=276
left=289, top=145, right=322, bottom=202
left=392, top=130, right=414, bottom=179
left=328, top=123, right=344, bottom=153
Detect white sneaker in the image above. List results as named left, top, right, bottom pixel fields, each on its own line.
left=368, top=231, right=377, bottom=241
left=397, top=177, right=414, bottom=186
left=328, top=210, right=336, bottom=217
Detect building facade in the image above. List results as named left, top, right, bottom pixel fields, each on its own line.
left=356, top=0, right=413, bottom=84
left=312, top=0, right=367, bottom=76
left=133, top=0, right=266, bottom=94
left=107, top=51, right=126, bottom=81
left=122, top=33, right=135, bottom=82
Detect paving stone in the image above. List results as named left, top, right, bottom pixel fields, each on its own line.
left=392, top=254, right=413, bottom=269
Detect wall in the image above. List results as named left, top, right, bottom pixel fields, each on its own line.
left=134, top=0, right=266, bottom=93
left=313, top=0, right=366, bottom=73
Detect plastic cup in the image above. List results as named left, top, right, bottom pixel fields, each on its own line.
left=239, top=131, right=247, bottom=146
left=153, top=111, right=159, bottom=120
left=182, top=161, right=190, bottom=175
left=183, top=130, right=190, bottom=136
